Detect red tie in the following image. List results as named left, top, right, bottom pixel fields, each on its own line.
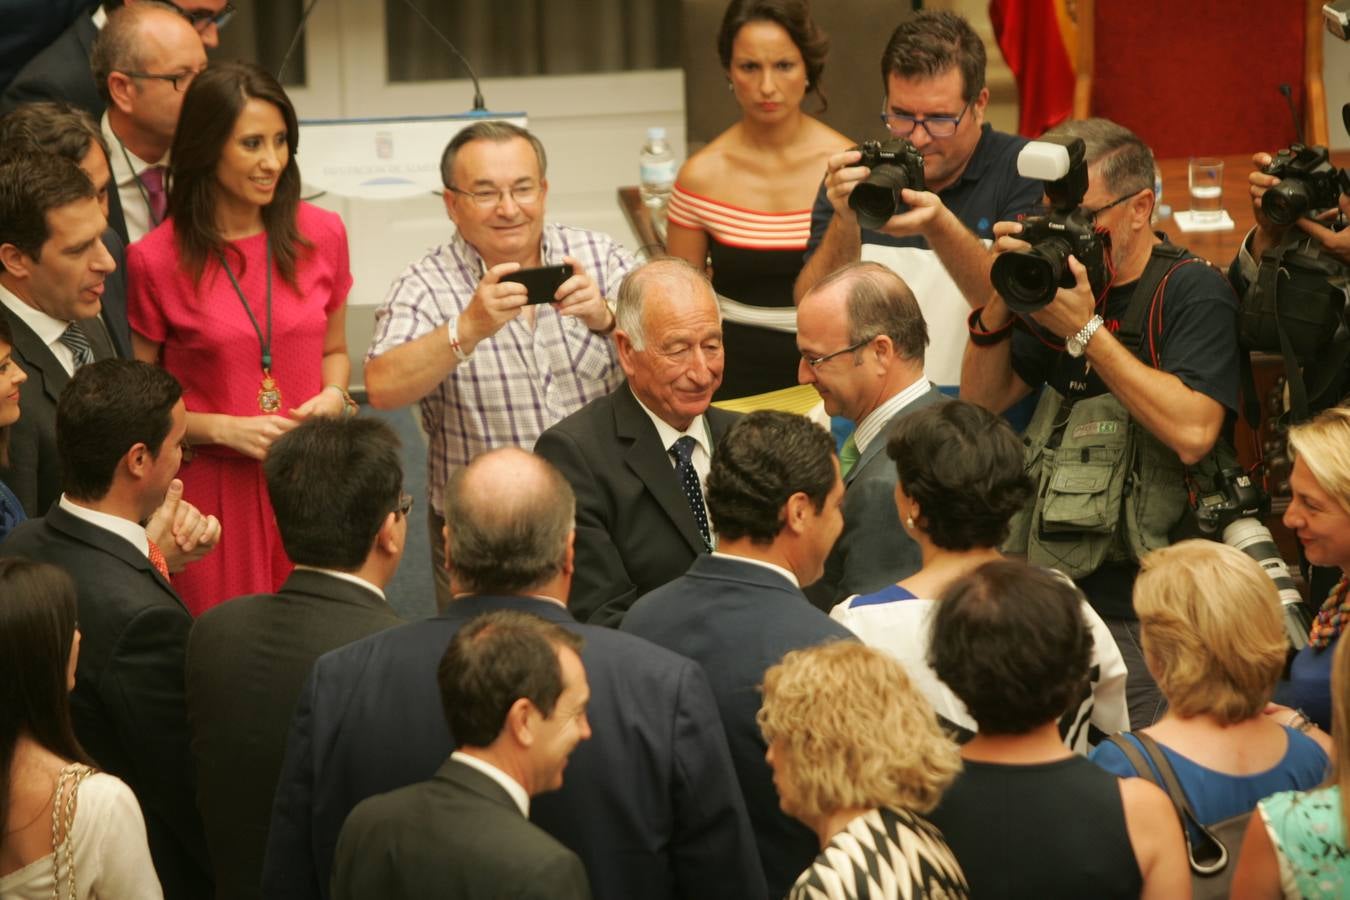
left=138, top=165, right=168, bottom=226
left=147, top=539, right=170, bottom=581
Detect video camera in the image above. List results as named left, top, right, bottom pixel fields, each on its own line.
left=989, top=136, right=1107, bottom=313
left=847, top=139, right=926, bottom=230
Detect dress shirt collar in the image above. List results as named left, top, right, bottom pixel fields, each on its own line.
left=451, top=226, right=553, bottom=280
left=102, top=111, right=164, bottom=186
left=58, top=494, right=149, bottom=558
left=291, top=565, right=387, bottom=602
left=630, top=387, right=712, bottom=458
left=711, top=551, right=799, bottom=587
left=853, top=378, right=931, bottom=455
left=0, top=281, right=77, bottom=375
left=450, top=751, right=529, bottom=816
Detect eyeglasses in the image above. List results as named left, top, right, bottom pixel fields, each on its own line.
left=879, top=100, right=971, bottom=139
left=448, top=183, right=542, bottom=208
left=801, top=336, right=874, bottom=369
left=395, top=492, right=414, bottom=518
left=1084, top=190, right=1142, bottom=223
left=118, top=68, right=204, bottom=92
left=169, top=1, right=236, bottom=31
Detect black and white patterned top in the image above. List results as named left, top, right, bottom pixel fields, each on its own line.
left=789, top=806, right=969, bottom=900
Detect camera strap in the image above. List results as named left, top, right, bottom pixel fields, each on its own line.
left=1114, top=241, right=1193, bottom=368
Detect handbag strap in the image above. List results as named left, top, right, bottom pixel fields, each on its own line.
left=1105, top=733, right=1229, bottom=875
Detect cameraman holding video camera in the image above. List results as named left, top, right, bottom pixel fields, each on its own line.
left=962, top=118, right=1242, bottom=728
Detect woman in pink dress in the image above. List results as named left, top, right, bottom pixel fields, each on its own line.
left=128, top=62, right=355, bottom=615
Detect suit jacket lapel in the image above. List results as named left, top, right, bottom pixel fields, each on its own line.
left=46, top=504, right=187, bottom=613
left=2, top=307, right=69, bottom=407
left=849, top=384, right=945, bottom=483
left=614, top=387, right=707, bottom=555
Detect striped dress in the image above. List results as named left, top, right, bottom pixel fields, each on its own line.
left=668, top=184, right=812, bottom=399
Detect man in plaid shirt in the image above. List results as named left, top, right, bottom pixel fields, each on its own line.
left=365, top=121, right=635, bottom=609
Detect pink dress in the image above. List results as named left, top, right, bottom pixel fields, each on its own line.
left=127, top=203, right=352, bottom=615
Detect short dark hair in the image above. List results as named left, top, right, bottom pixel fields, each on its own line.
left=263, top=417, right=404, bottom=570
left=813, top=262, right=928, bottom=362
left=0, top=559, right=92, bottom=833
left=1043, top=117, right=1156, bottom=197
left=438, top=610, right=584, bottom=748
left=717, top=0, right=831, bottom=112
left=0, top=102, right=109, bottom=168
left=706, top=410, right=836, bottom=544
left=0, top=154, right=95, bottom=273
left=171, top=61, right=310, bottom=287
left=929, top=560, right=1093, bottom=735
left=443, top=450, right=575, bottom=595
left=439, top=120, right=548, bottom=189
left=880, top=11, right=986, bottom=103
left=887, top=400, right=1032, bottom=551
left=0, top=315, right=13, bottom=467
left=57, top=359, right=182, bottom=502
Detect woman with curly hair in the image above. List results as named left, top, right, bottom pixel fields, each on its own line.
left=758, top=640, right=967, bottom=899
left=831, top=399, right=1128, bottom=749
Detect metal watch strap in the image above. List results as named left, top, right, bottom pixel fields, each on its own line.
left=1069, top=314, right=1104, bottom=357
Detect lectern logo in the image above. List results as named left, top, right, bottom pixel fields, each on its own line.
left=375, top=131, right=393, bottom=160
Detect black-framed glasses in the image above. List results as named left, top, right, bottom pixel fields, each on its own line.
left=395, top=492, right=414, bottom=518
left=801, top=336, right=874, bottom=369
left=118, top=68, right=204, bottom=92
left=1084, top=190, right=1143, bottom=223
left=879, top=100, right=971, bottom=139
left=169, top=1, right=236, bottom=31
left=448, top=183, right=542, bottom=208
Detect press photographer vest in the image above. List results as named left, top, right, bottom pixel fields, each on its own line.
left=1005, top=243, right=1233, bottom=577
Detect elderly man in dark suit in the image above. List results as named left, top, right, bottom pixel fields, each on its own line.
left=186, top=417, right=406, bottom=900
left=621, top=411, right=856, bottom=899
left=334, top=609, right=593, bottom=900
left=535, top=257, right=740, bottom=626
left=1, top=359, right=211, bottom=899
left=263, top=448, right=765, bottom=900
left=796, top=261, right=945, bottom=608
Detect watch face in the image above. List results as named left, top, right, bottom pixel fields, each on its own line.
left=1066, top=336, right=1084, bottom=357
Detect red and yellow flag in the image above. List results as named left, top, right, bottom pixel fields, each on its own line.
left=989, top=0, right=1080, bottom=137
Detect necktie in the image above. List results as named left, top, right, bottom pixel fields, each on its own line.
left=147, top=539, right=171, bottom=581
left=670, top=436, right=711, bottom=550
left=58, top=323, right=93, bottom=370
left=839, top=434, right=860, bottom=478
left=139, top=165, right=168, bottom=226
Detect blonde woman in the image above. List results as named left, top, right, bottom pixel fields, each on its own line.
left=1091, top=541, right=1330, bottom=839
left=1232, top=637, right=1350, bottom=898
left=758, top=640, right=968, bottom=900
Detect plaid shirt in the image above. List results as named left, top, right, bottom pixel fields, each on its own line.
left=367, top=223, right=635, bottom=514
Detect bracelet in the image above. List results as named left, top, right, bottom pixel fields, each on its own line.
left=447, top=316, right=472, bottom=363
left=1286, top=709, right=1315, bottom=733
left=592, top=307, right=618, bottom=337
left=967, top=306, right=1014, bottom=346
left=324, top=384, right=359, bottom=418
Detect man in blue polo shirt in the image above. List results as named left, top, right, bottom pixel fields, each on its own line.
left=794, top=11, right=1041, bottom=397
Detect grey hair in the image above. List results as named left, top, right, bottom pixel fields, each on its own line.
left=90, top=1, right=183, bottom=105
left=614, top=256, right=719, bottom=351
left=442, top=449, right=575, bottom=596
left=811, top=262, right=928, bottom=362
left=1043, top=117, right=1155, bottom=197
left=439, top=121, right=548, bottom=189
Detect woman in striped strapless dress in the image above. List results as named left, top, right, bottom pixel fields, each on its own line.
left=666, top=0, right=850, bottom=399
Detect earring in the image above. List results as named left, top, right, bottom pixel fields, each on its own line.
left=905, top=516, right=915, bottom=529
left=727, top=79, right=734, bottom=91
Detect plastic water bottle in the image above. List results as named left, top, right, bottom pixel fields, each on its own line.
left=639, top=127, right=675, bottom=216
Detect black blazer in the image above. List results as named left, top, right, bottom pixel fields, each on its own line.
left=622, top=554, right=858, bottom=900
left=534, top=384, right=741, bottom=626
left=1, top=503, right=211, bottom=899
left=0, top=13, right=103, bottom=119
left=332, top=758, right=591, bottom=900
left=186, top=569, right=403, bottom=900
left=263, top=594, right=766, bottom=900
left=0, top=302, right=117, bottom=518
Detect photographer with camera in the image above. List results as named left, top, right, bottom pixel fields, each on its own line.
left=792, top=11, right=1041, bottom=397
left=961, top=118, right=1242, bottom=729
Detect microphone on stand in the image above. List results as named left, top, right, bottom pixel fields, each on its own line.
left=1279, top=83, right=1304, bottom=145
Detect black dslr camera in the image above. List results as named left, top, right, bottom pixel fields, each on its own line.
left=989, top=136, right=1106, bottom=314
left=847, top=139, right=925, bottom=230
left=1261, top=144, right=1350, bottom=227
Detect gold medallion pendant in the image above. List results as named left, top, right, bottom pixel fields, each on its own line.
left=258, top=371, right=283, bottom=413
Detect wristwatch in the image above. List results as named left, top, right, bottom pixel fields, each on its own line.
left=1066, top=315, right=1104, bottom=358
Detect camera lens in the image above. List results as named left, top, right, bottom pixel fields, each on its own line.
left=848, top=163, right=918, bottom=230
left=990, top=238, right=1072, bottom=313
left=1262, top=179, right=1311, bottom=227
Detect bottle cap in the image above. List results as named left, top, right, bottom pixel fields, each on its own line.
left=647, top=126, right=667, bottom=141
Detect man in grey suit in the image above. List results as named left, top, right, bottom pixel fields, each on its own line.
left=332, top=609, right=593, bottom=900
left=186, top=417, right=407, bottom=900
left=796, top=261, right=944, bottom=608
left=621, top=411, right=855, bottom=898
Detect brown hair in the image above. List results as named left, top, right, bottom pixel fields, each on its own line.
left=717, top=0, right=830, bottom=112
left=0, top=315, right=13, bottom=467
left=168, top=61, right=309, bottom=287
